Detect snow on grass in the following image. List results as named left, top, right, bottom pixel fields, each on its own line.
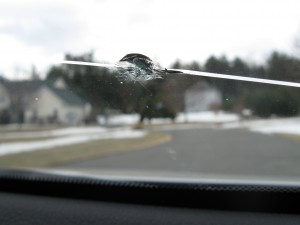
left=0, top=129, right=146, bottom=156
left=97, top=111, right=240, bottom=126
left=0, top=127, right=108, bottom=139
left=97, top=114, right=140, bottom=126
left=176, top=111, right=239, bottom=123
left=247, top=117, right=300, bottom=135
left=222, top=117, right=300, bottom=136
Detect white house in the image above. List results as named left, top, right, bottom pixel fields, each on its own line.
left=185, top=81, right=222, bottom=112
left=3, top=79, right=91, bottom=125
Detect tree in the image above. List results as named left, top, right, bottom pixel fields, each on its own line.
left=204, top=55, right=235, bottom=100
left=186, top=61, right=201, bottom=71
left=293, top=31, right=300, bottom=57
left=46, top=52, right=153, bottom=118
left=231, top=58, right=250, bottom=76
left=47, top=66, right=66, bottom=82
left=170, top=59, right=182, bottom=69
left=245, top=87, right=300, bottom=118
left=266, top=51, right=300, bottom=81
left=204, top=55, right=231, bottom=74
left=251, top=65, right=267, bottom=79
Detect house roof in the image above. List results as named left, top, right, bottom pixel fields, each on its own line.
left=185, top=81, right=211, bottom=95
left=3, top=80, right=88, bottom=107
left=48, top=86, right=86, bottom=106
left=188, top=81, right=210, bottom=91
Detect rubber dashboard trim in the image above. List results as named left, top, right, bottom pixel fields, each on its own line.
left=0, top=168, right=300, bottom=214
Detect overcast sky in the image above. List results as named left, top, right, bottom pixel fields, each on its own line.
left=0, top=0, right=300, bottom=79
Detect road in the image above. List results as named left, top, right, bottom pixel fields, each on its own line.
left=61, top=128, right=300, bottom=178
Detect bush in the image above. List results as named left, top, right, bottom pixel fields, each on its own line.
left=140, top=97, right=176, bottom=122
left=222, top=97, right=237, bottom=111
left=245, top=88, right=300, bottom=118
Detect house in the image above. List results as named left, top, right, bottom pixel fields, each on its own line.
left=184, top=81, right=222, bottom=112
left=2, top=79, right=91, bottom=125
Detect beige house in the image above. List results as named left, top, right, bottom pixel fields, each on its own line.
left=185, top=81, right=222, bottom=112
left=2, top=79, right=91, bottom=125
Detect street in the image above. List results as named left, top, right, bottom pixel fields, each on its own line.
left=61, top=128, right=300, bottom=178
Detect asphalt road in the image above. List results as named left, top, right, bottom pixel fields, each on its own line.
left=61, top=128, right=300, bottom=178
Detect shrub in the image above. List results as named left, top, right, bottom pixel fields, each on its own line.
left=245, top=88, right=300, bottom=118
left=139, top=97, right=176, bottom=122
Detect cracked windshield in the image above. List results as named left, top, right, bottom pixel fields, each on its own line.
left=1, top=0, right=300, bottom=181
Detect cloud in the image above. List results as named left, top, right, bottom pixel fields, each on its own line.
left=0, top=0, right=300, bottom=79
left=0, top=1, right=84, bottom=52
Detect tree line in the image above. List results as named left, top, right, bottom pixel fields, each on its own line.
left=45, top=51, right=300, bottom=120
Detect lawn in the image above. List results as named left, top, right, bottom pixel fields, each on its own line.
left=0, top=136, right=60, bottom=143
left=0, top=132, right=171, bottom=168
left=0, top=126, right=60, bottom=133
left=0, top=126, right=61, bottom=143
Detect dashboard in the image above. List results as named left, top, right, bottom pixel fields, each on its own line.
left=1, top=169, right=300, bottom=225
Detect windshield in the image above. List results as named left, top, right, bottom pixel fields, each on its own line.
left=1, top=0, right=300, bottom=182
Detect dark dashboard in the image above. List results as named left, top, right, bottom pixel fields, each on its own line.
left=1, top=169, right=300, bottom=224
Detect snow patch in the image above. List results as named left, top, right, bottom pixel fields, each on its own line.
left=0, top=127, right=108, bottom=139
left=97, top=111, right=240, bottom=126
left=248, top=118, right=300, bottom=135
left=0, top=129, right=146, bottom=156
left=97, top=114, right=139, bottom=126
left=176, top=111, right=239, bottom=123
left=222, top=117, right=300, bottom=136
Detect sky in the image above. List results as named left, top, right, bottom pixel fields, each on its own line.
left=0, top=0, right=300, bottom=79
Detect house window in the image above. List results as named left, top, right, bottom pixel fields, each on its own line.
left=51, top=109, right=59, bottom=123
left=31, top=109, right=38, bottom=122
left=53, top=109, right=58, bottom=118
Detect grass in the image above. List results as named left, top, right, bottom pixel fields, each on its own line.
left=0, top=136, right=59, bottom=143
left=0, top=132, right=171, bottom=169
left=0, top=127, right=59, bottom=133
